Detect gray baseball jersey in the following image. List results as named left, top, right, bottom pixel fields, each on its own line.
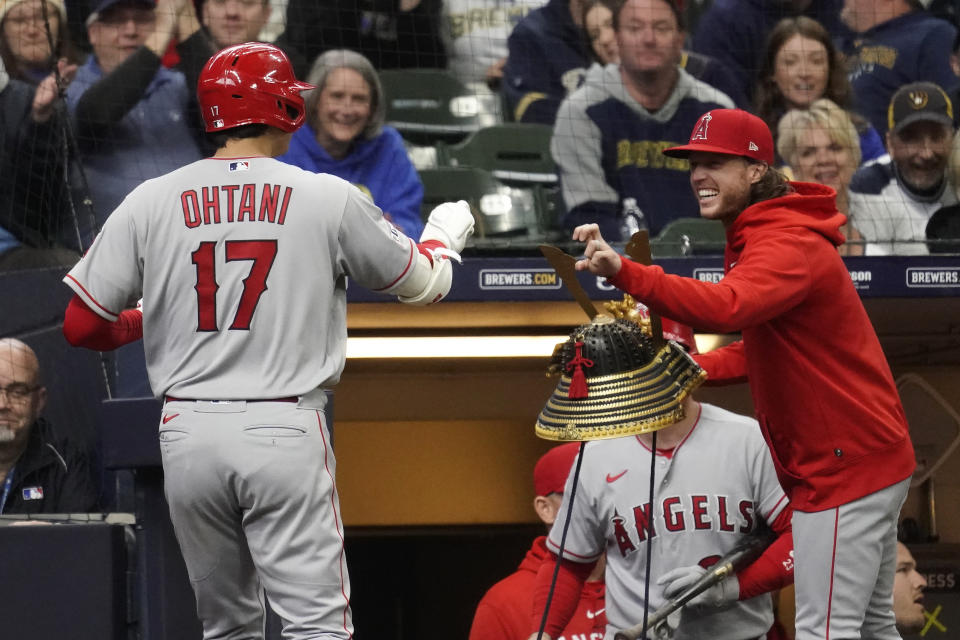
left=547, top=402, right=788, bottom=640
left=65, top=156, right=421, bottom=399
left=64, top=154, right=439, bottom=640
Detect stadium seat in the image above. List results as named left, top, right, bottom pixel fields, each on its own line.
left=418, top=167, right=559, bottom=243
left=652, top=217, right=726, bottom=257
left=436, top=123, right=558, bottom=186
left=379, top=69, right=498, bottom=146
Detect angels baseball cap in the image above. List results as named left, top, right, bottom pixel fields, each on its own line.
left=888, top=82, right=955, bottom=135
left=663, top=108, right=774, bottom=165
left=533, top=443, right=580, bottom=496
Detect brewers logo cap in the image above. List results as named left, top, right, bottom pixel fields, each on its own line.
left=888, top=82, right=955, bottom=135
left=663, top=108, right=774, bottom=165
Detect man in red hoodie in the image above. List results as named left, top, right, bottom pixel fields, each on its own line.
left=469, top=443, right=607, bottom=640
left=570, top=108, right=915, bottom=640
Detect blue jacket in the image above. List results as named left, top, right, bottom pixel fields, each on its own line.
left=66, top=52, right=202, bottom=249
left=840, top=10, right=959, bottom=139
left=278, top=124, right=424, bottom=238
left=502, top=0, right=589, bottom=124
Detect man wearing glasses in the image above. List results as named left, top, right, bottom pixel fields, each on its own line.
left=0, top=338, right=99, bottom=515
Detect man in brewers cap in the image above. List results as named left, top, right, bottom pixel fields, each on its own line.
left=847, top=81, right=958, bottom=255
left=572, top=108, right=914, bottom=640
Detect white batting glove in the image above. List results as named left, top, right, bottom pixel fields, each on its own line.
left=658, top=565, right=739, bottom=610
left=135, top=298, right=143, bottom=315
left=421, top=200, right=474, bottom=254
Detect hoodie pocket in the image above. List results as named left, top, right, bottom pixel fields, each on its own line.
left=756, top=412, right=803, bottom=482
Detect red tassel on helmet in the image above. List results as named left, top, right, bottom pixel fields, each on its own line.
left=565, top=341, right=593, bottom=399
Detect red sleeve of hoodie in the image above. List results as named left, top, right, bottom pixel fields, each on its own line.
left=530, top=553, right=594, bottom=637
left=694, top=340, right=749, bottom=385
left=608, top=233, right=813, bottom=334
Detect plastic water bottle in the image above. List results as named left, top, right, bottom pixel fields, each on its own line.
left=619, top=197, right=647, bottom=239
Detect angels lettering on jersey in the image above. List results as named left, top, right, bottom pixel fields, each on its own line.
left=610, top=493, right=759, bottom=558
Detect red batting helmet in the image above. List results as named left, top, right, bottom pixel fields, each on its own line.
left=198, top=42, right=315, bottom=133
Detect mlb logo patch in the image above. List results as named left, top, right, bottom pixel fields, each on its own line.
left=229, top=161, right=250, bottom=172
left=22, top=486, right=44, bottom=500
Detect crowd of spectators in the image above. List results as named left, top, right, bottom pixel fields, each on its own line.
left=1, top=0, right=959, bottom=260
left=1, top=0, right=957, bottom=270
left=0, top=4, right=955, bottom=638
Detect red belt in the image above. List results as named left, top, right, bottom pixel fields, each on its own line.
left=164, top=396, right=298, bottom=403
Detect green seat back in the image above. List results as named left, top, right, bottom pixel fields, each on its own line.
left=419, top=167, right=553, bottom=240
left=437, top=123, right=557, bottom=186
left=379, top=69, right=490, bottom=146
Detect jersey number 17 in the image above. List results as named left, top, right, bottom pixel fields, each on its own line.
left=191, top=239, right=278, bottom=332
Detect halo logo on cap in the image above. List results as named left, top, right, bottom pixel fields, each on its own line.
left=691, top=113, right=712, bottom=141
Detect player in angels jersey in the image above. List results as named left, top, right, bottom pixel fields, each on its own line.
left=60, top=43, right=474, bottom=640
left=529, top=316, right=793, bottom=640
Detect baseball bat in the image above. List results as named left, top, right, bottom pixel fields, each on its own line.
left=613, top=526, right=776, bottom=640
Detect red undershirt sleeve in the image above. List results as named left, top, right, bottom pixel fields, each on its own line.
left=530, top=552, right=594, bottom=637
left=737, top=506, right=795, bottom=600
left=63, top=295, right=143, bottom=351
left=416, top=239, right=446, bottom=265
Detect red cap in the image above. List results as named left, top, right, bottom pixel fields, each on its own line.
left=661, top=318, right=698, bottom=354
left=630, top=301, right=698, bottom=354
left=534, top=443, right=580, bottom=496
left=664, top=109, right=774, bottom=164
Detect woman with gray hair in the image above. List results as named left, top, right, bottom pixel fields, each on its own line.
left=278, top=48, right=424, bottom=238
left=777, top=98, right=864, bottom=255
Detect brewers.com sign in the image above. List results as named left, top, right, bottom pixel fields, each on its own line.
left=479, top=269, right=562, bottom=290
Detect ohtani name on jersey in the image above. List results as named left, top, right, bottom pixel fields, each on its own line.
left=180, top=184, right=293, bottom=228
left=611, top=495, right=756, bottom=557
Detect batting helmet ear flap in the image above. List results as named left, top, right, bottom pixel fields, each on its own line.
left=198, top=42, right=315, bottom=133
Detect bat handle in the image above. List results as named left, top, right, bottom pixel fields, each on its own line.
left=613, top=609, right=669, bottom=640
left=612, top=561, right=734, bottom=640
